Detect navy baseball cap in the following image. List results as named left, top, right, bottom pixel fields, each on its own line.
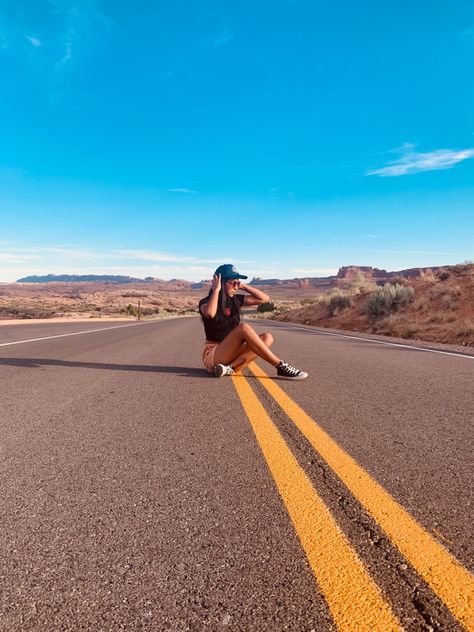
left=214, top=264, right=248, bottom=280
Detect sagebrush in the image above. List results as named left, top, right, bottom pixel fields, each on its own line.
left=322, top=290, right=352, bottom=316
left=365, top=284, right=414, bottom=317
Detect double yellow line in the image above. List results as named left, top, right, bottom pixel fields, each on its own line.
left=231, top=363, right=474, bottom=632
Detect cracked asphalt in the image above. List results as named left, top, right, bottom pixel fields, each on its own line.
left=0, top=317, right=472, bottom=631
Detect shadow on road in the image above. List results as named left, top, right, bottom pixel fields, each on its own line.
left=0, top=357, right=281, bottom=380
left=0, top=357, right=212, bottom=378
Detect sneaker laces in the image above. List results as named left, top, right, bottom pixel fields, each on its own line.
left=280, top=362, right=300, bottom=376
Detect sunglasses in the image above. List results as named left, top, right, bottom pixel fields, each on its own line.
left=225, top=279, right=240, bottom=287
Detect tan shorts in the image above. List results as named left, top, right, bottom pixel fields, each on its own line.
left=202, top=341, right=219, bottom=373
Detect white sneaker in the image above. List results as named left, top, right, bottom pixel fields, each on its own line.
left=214, top=364, right=235, bottom=377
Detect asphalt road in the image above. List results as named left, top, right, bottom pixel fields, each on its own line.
left=0, top=317, right=472, bottom=631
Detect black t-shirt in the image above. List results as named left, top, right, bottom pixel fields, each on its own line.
left=199, top=291, right=245, bottom=342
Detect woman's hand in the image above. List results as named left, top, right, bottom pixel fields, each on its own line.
left=211, top=273, right=222, bottom=292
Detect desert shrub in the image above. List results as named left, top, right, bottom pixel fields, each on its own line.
left=457, top=320, right=474, bottom=338
left=441, top=291, right=460, bottom=310
left=390, top=275, right=408, bottom=286
left=257, top=301, right=276, bottom=313
left=413, top=298, right=429, bottom=312
left=300, top=298, right=317, bottom=305
left=365, top=284, right=415, bottom=317
left=402, top=324, right=420, bottom=339
left=428, top=314, right=440, bottom=324
left=121, top=303, right=138, bottom=317
left=429, top=286, right=448, bottom=300
left=373, top=314, right=403, bottom=334
left=448, top=262, right=474, bottom=275
left=437, top=270, right=450, bottom=281
left=341, top=271, right=377, bottom=294
left=421, top=271, right=437, bottom=283
left=140, top=307, right=155, bottom=316
left=318, top=289, right=352, bottom=316
left=326, top=291, right=352, bottom=316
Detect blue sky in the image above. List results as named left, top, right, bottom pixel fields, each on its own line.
left=1, top=0, right=473, bottom=282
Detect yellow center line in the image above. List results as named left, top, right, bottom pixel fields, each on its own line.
left=231, top=374, right=402, bottom=632
left=247, top=362, right=474, bottom=631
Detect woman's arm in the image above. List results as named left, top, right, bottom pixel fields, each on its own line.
left=239, top=282, right=271, bottom=306
left=200, top=274, right=221, bottom=318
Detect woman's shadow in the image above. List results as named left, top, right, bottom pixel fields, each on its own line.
left=0, top=357, right=212, bottom=378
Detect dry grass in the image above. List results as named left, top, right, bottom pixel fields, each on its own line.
left=338, top=271, right=377, bottom=294
left=441, top=293, right=460, bottom=311
left=0, top=282, right=201, bottom=320
left=3, top=264, right=474, bottom=347
left=457, top=319, right=474, bottom=338
left=319, top=289, right=353, bottom=316
left=274, top=264, right=474, bottom=346
left=372, top=314, right=405, bottom=335
left=365, top=284, right=415, bottom=317
left=401, top=324, right=421, bottom=339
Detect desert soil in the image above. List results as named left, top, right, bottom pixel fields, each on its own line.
left=1, top=264, right=473, bottom=347
left=273, top=264, right=474, bottom=348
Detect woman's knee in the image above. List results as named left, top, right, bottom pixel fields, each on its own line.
left=238, top=322, right=254, bottom=337
left=260, top=332, right=274, bottom=347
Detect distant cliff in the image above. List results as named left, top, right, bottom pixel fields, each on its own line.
left=251, top=265, right=444, bottom=288
left=17, top=266, right=444, bottom=287
left=17, top=274, right=144, bottom=284
left=335, top=265, right=442, bottom=282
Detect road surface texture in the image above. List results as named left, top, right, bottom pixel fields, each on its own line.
left=0, top=317, right=473, bottom=631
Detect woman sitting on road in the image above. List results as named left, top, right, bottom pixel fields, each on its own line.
left=199, top=264, right=308, bottom=379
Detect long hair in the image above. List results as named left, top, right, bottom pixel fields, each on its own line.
left=207, top=281, right=229, bottom=315
left=207, top=279, right=240, bottom=327
left=221, top=279, right=229, bottom=314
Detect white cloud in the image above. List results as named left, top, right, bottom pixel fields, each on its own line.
left=0, top=244, right=257, bottom=282
left=26, top=35, right=41, bottom=47
left=113, top=249, right=194, bottom=263
left=367, top=144, right=474, bottom=176
left=334, top=247, right=459, bottom=257
left=0, top=2, right=114, bottom=73
left=166, top=188, right=197, bottom=194
left=41, top=246, right=110, bottom=259
left=49, top=3, right=115, bottom=71
left=292, top=268, right=339, bottom=276
left=57, top=27, right=74, bottom=67
left=251, top=270, right=277, bottom=276
left=0, top=264, right=212, bottom=283
left=112, top=249, right=226, bottom=263
left=0, top=253, right=40, bottom=263
left=211, top=33, right=232, bottom=47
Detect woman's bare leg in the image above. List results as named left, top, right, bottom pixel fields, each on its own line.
left=214, top=323, right=281, bottom=367
left=232, top=333, right=274, bottom=372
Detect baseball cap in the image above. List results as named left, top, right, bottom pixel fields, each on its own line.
left=214, top=264, right=248, bottom=280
